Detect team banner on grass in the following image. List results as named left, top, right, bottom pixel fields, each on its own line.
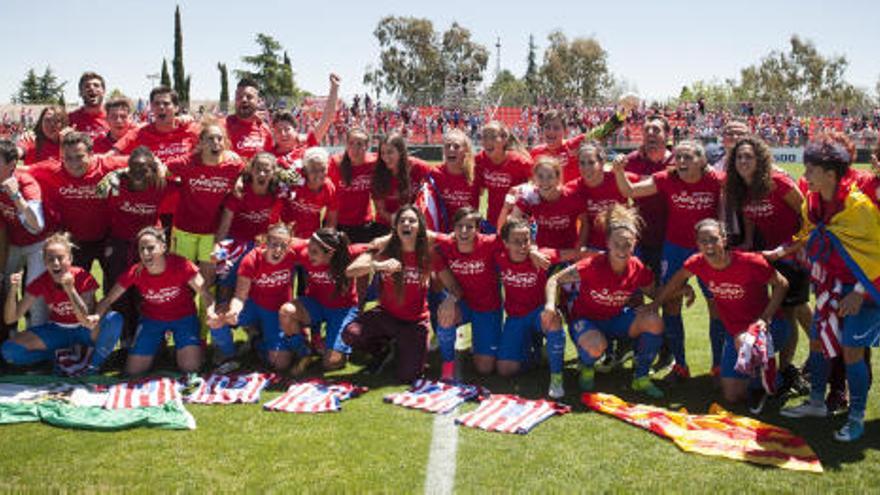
left=185, top=372, right=274, bottom=405
left=263, top=380, right=367, bottom=413
left=383, top=379, right=488, bottom=414
left=581, top=392, right=822, bottom=473
left=0, top=378, right=195, bottom=431
left=454, top=394, right=571, bottom=434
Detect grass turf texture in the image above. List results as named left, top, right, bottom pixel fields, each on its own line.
left=1, top=163, right=878, bottom=492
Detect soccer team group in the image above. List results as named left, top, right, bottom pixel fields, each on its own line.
left=1, top=71, right=879, bottom=442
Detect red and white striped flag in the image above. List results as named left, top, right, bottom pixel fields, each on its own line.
left=455, top=394, right=571, bottom=434
left=263, top=380, right=366, bottom=414
left=104, top=377, right=182, bottom=410
left=185, top=373, right=274, bottom=405
left=384, top=379, right=487, bottom=414
left=55, top=345, right=93, bottom=377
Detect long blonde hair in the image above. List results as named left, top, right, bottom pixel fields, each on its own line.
left=444, top=128, right=475, bottom=185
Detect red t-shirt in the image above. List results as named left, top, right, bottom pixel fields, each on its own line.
left=374, top=157, right=434, bottom=226
left=31, top=155, right=128, bottom=241
left=26, top=266, right=98, bottom=325
left=224, top=189, right=281, bottom=242
left=684, top=251, right=776, bottom=336
left=225, top=115, right=274, bottom=160
left=475, top=150, right=532, bottom=225
left=294, top=243, right=369, bottom=309
left=0, top=170, right=46, bottom=246
left=429, top=167, right=481, bottom=230
left=569, top=253, right=653, bottom=321
left=167, top=155, right=244, bottom=234
left=107, top=185, right=166, bottom=241
left=68, top=107, right=109, bottom=140
left=742, top=171, right=801, bottom=250
left=273, top=131, right=318, bottom=170
left=854, top=170, right=880, bottom=208
left=530, top=133, right=585, bottom=183
left=495, top=248, right=560, bottom=317
left=515, top=185, right=585, bottom=249
left=281, top=179, right=338, bottom=238
left=117, top=254, right=199, bottom=322
left=435, top=233, right=503, bottom=312
left=567, top=171, right=637, bottom=249
left=377, top=250, right=443, bottom=322
left=653, top=169, right=723, bottom=249
left=237, top=247, right=298, bottom=311
left=328, top=153, right=377, bottom=226
left=625, top=150, right=674, bottom=248
left=21, top=138, right=60, bottom=165
left=113, top=122, right=200, bottom=162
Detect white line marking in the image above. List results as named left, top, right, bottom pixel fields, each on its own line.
left=424, top=411, right=458, bottom=495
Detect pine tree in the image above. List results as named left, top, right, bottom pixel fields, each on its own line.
left=160, top=59, right=171, bottom=87
left=14, top=67, right=65, bottom=104
left=172, top=5, right=189, bottom=107
left=218, top=63, right=229, bottom=113
left=524, top=34, right=539, bottom=103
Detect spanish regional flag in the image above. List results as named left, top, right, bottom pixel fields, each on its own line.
left=582, top=393, right=823, bottom=473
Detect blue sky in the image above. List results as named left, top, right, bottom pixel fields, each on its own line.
left=3, top=0, right=878, bottom=104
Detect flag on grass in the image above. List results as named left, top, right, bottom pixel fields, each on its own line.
left=0, top=378, right=195, bottom=431
left=185, top=373, right=274, bottom=405
left=454, top=394, right=571, bottom=434
left=263, top=380, right=367, bottom=413
left=581, top=392, right=822, bottom=473
left=104, top=377, right=182, bottom=409
left=384, top=379, right=487, bottom=414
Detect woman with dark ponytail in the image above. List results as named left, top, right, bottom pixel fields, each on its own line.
left=329, top=127, right=384, bottom=242
left=372, top=131, right=434, bottom=228
left=280, top=228, right=367, bottom=371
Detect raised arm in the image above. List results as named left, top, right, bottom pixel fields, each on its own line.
left=312, top=74, right=341, bottom=143
left=612, top=155, right=657, bottom=199
left=4, top=272, right=35, bottom=326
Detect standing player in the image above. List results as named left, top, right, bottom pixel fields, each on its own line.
left=280, top=147, right=338, bottom=239
left=67, top=72, right=108, bottom=140
left=427, top=129, right=481, bottom=233
left=20, top=107, right=67, bottom=165
left=613, top=140, right=724, bottom=383
left=372, top=131, right=434, bottom=228
left=329, top=127, right=380, bottom=242
left=271, top=73, right=340, bottom=170
left=225, top=78, right=274, bottom=160
left=93, top=98, right=135, bottom=154
left=474, top=121, right=532, bottom=231
left=544, top=204, right=664, bottom=398
left=112, top=86, right=200, bottom=163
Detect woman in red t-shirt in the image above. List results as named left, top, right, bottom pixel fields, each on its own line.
left=20, top=106, right=67, bottom=165
left=330, top=127, right=380, bottom=242
left=475, top=121, right=533, bottom=231
left=372, top=131, right=433, bottom=227
left=427, top=129, right=480, bottom=233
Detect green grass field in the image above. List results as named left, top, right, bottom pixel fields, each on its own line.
left=0, top=163, right=878, bottom=493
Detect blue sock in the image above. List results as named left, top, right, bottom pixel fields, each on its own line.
left=846, top=360, right=869, bottom=422
left=576, top=343, right=597, bottom=367
left=663, top=314, right=687, bottom=369
left=436, top=325, right=457, bottom=363
left=807, top=351, right=829, bottom=404
left=635, top=332, right=662, bottom=378
left=210, top=326, right=237, bottom=358
left=709, top=319, right=725, bottom=368
left=545, top=329, right=565, bottom=374
left=89, top=311, right=123, bottom=369
left=1, top=341, right=53, bottom=366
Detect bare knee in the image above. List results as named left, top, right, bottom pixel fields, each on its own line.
left=473, top=355, right=495, bottom=375
left=323, top=351, right=347, bottom=371
left=579, top=331, right=606, bottom=359
left=496, top=360, right=521, bottom=377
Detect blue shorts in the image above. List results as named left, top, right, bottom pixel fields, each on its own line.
left=498, top=307, right=543, bottom=363
left=30, top=323, right=94, bottom=352
left=841, top=294, right=880, bottom=348
left=446, top=298, right=502, bottom=358
left=661, top=241, right=710, bottom=298
left=131, top=315, right=201, bottom=356
left=720, top=318, right=790, bottom=379
left=236, top=299, right=293, bottom=353
left=569, top=308, right=636, bottom=343
left=299, top=296, right=358, bottom=354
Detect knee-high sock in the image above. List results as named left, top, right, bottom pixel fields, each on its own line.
left=846, top=360, right=869, bottom=421
left=546, top=330, right=565, bottom=375
left=90, top=311, right=123, bottom=369
left=210, top=326, right=237, bottom=358
left=635, top=332, right=663, bottom=378
left=807, top=351, right=829, bottom=404
left=663, top=314, right=687, bottom=369
left=436, top=325, right=457, bottom=363
left=709, top=318, right=725, bottom=368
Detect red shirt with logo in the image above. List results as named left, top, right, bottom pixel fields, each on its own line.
left=374, top=157, right=434, bottom=227
left=435, top=233, right=503, bottom=312
left=237, top=247, right=298, bottom=311
left=68, top=107, right=109, bottom=140
left=26, top=266, right=98, bottom=325
left=495, top=248, right=560, bottom=317
left=294, top=243, right=369, bottom=309
left=515, top=185, right=585, bottom=249
left=225, top=115, right=274, bottom=160
left=742, top=171, right=801, bottom=250
left=429, top=167, right=481, bottom=230
left=567, top=171, right=637, bottom=249
left=118, top=254, right=199, bottom=322
left=570, top=253, right=653, bottom=320
left=377, top=250, right=444, bottom=322
left=224, top=189, right=281, bottom=242
left=625, top=150, right=673, bottom=248
left=167, top=155, right=244, bottom=234
left=530, top=133, right=585, bottom=183
left=328, top=153, right=377, bottom=226
left=107, top=185, right=166, bottom=240
left=281, top=179, right=338, bottom=238
left=475, top=150, right=532, bottom=225
left=653, top=169, right=723, bottom=249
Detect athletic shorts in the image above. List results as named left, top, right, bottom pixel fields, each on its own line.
left=497, top=307, right=543, bottom=363
left=772, top=259, right=810, bottom=307
left=444, top=298, right=502, bottom=358
left=569, top=308, right=636, bottom=343
left=171, top=228, right=215, bottom=263
left=131, top=315, right=201, bottom=356
left=31, top=322, right=94, bottom=352
left=299, top=296, right=358, bottom=354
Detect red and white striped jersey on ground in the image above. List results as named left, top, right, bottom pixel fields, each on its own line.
left=185, top=373, right=274, bottom=405
left=54, top=345, right=93, bottom=377
left=104, top=378, right=182, bottom=410
left=384, top=379, right=487, bottom=414
left=262, top=380, right=367, bottom=414
left=454, top=394, right=571, bottom=434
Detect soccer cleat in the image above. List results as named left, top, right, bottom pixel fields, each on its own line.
left=652, top=347, right=674, bottom=373
left=595, top=352, right=614, bottom=374
left=780, top=400, right=828, bottom=418
left=662, top=364, right=690, bottom=385
left=632, top=376, right=664, bottom=398
left=614, top=340, right=635, bottom=368
left=833, top=418, right=865, bottom=442
left=548, top=373, right=565, bottom=399
left=578, top=365, right=595, bottom=391
left=440, top=361, right=456, bottom=382
left=747, top=388, right=768, bottom=415
left=779, top=365, right=810, bottom=397
left=825, top=390, right=849, bottom=415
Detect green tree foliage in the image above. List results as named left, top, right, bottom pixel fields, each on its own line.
left=364, top=16, right=488, bottom=103
left=236, top=33, right=301, bottom=108
left=218, top=63, right=229, bottom=113
left=539, top=31, right=611, bottom=104
left=486, top=69, right=531, bottom=107
left=172, top=5, right=189, bottom=106
left=160, top=59, right=171, bottom=87
left=524, top=34, right=540, bottom=103
left=14, top=67, right=66, bottom=104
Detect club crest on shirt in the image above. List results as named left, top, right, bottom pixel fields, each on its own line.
left=708, top=281, right=746, bottom=300
left=671, top=191, right=715, bottom=210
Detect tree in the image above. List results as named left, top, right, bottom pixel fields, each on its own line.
left=172, top=5, right=189, bottom=106
left=440, top=22, right=489, bottom=93
left=13, top=67, right=65, bottom=104
left=236, top=33, right=302, bottom=108
left=524, top=34, right=539, bottom=102
left=218, top=63, right=229, bottom=113
left=486, top=69, right=531, bottom=107
left=160, top=59, right=171, bottom=87
left=539, top=31, right=611, bottom=104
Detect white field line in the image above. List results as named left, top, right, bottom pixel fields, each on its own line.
left=424, top=410, right=459, bottom=495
